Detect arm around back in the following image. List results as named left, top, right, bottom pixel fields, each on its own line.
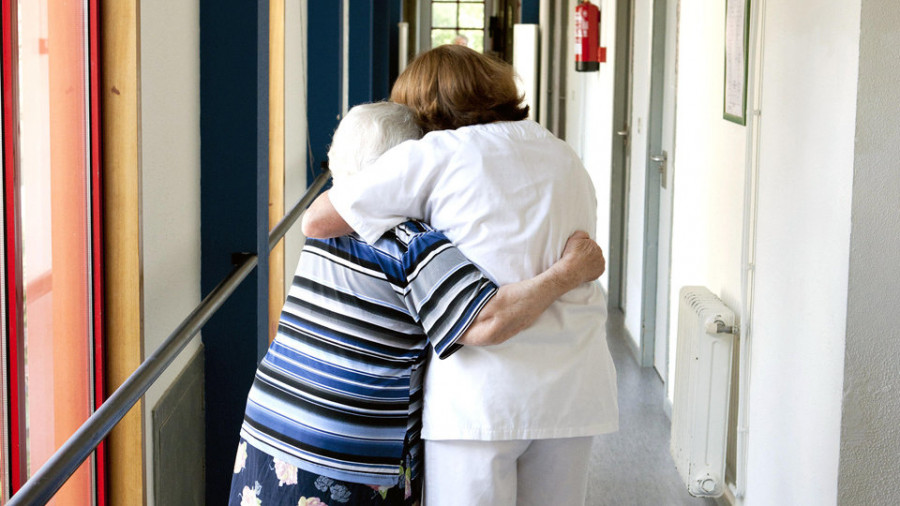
left=457, top=231, right=605, bottom=346
left=301, top=191, right=354, bottom=238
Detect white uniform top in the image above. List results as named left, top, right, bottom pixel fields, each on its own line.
left=329, top=120, right=618, bottom=440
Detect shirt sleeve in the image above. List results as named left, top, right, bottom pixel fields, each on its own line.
left=328, top=139, right=442, bottom=244
left=400, top=229, right=498, bottom=360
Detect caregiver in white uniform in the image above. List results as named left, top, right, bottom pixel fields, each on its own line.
left=304, top=45, right=618, bottom=506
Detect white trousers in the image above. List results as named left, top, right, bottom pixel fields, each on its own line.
left=424, top=437, right=593, bottom=506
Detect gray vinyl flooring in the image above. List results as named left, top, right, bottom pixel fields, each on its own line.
left=585, top=310, right=717, bottom=506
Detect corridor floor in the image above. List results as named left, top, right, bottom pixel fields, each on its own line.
left=585, top=310, right=718, bottom=506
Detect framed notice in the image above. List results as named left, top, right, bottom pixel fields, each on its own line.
left=724, top=0, right=750, bottom=125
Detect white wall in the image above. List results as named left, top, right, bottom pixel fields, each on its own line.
left=651, top=0, right=861, bottom=503
left=664, top=0, right=746, bottom=401
left=284, top=0, right=309, bottom=291
left=139, top=0, right=202, bottom=503
left=557, top=0, right=870, bottom=502
left=563, top=0, right=617, bottom=294
left=743, top=0, right=860, bottom=504
left=838, top=1, right=900, bottom=501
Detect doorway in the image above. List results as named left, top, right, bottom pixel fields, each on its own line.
left=609, top=0, right=676, bottom=376
left=652, top=0, right=678, bottom=383
left=609, top=0, right=633, bottom=318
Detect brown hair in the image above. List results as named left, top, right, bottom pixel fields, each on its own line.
left=390, top=45, right=529, bottom=132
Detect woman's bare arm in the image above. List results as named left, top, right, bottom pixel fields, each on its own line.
left=457, top=231, right=605, bottom=346
left=301, top=191, right=354, bottom=238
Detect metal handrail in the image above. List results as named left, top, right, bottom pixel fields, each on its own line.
left=8, top=169, right=332, bottom=506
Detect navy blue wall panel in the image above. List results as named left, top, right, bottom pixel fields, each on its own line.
left=324, top=0, right=401, bottom=118
left=348, top=0, right=374, bottom=107
left=309, top=0, right=402, bottom=177
left=200, top=0, right=268, bottom=503
left=390, top=0, right=401, bottom=92
left=522, top=0, right=539, bottom=24
left=371, top=0, right=389, bottom=101
left=373, top=0, right=401, bottom=101
left=307, top=2, right=343, bottom=182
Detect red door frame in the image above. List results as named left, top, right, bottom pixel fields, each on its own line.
left=1, top=0, right=107, bottom=502
left=1, top=0, right=26, bottom=490
left=89, top=0, right=108, bottom=503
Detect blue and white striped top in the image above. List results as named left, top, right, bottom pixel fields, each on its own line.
left=239, top=221, right=498, bottom=486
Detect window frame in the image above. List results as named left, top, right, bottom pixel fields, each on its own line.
left=431, top=0, right=487, bottom=30
left=419, top=0, right=492, bottom=53
left=0, top=0, right=107, bottom=502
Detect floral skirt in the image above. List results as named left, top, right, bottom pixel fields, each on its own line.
left=229, top=439, right=420, bottom=506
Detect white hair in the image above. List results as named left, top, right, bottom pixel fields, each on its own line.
left=327, top=102, right=422, bottom=181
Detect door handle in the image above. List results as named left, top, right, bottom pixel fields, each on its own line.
left=651, top=151, right=668, bottom=189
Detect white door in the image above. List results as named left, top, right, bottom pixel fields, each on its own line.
left=622, top=0, right=653, bottom=358
left=652, top=0, right=679, bottom=379
left=624, top=0, right=674, bottom=368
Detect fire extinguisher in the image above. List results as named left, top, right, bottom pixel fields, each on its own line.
left=575, top=0, right=602, bottom=72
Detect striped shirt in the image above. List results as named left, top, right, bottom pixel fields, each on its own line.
left=240, top=221, right=498, bottom=486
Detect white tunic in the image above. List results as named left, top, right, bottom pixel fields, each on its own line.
left=329, top=120, right=618, bottom=440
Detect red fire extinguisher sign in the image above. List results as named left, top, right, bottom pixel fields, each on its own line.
left=575, top=0, right=601, bottom=72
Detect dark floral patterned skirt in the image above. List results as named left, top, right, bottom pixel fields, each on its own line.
left=228, top=438, right=420, bottom=506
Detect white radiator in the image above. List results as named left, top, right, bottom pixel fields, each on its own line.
left=670, top=286, right=736, bottom=498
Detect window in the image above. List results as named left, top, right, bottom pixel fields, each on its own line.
left=2, top=0, right=105, bottom=502
left=431, top=0, right=486, bottom=52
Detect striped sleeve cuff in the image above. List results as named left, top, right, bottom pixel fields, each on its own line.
left=430, top=281, right=498, bottom=359
left=401, top=232, right=499, bottom=359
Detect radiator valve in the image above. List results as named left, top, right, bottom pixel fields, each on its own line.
left=705, top=318, right=735, bottom=335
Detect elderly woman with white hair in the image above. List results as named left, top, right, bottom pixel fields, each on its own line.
left=227, top=102, right=606, bottom=506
